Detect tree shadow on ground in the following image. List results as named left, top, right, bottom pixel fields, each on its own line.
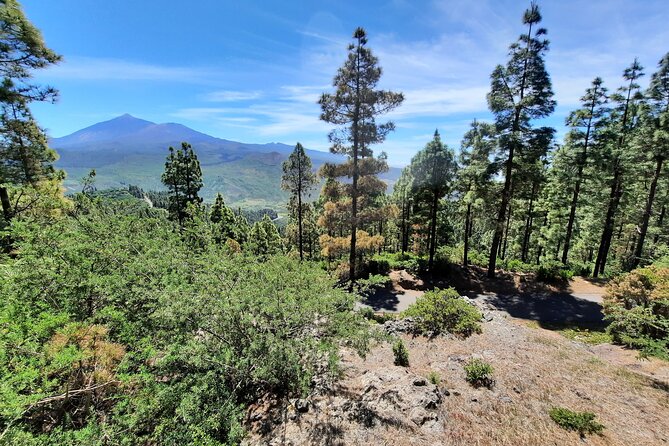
left=360, top=287, right=402, bottom=312
left=476, top=292, right=605, bottom=326
left=419, top=264, right=606, bottom=329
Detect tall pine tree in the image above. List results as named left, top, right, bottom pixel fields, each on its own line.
left=0, top=0, right=61, bottom=222
left=161, top=142, right=203, bottom=227
left=486, top=2, right=555, bottom=277
left=593, top=60, right=644, bottom=276
left=318, top=27, right=403, bottom=282
left=561, top=77, right=608, bottom=264
left=409, top=130, right=457, bottom=271
left=281, top=142, right=316, bottom=260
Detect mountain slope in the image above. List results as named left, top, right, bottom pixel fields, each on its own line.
left=52, top=114, right=401, bottom=209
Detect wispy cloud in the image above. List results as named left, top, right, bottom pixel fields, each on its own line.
left=202, top=90, right=263, bottom=102
left=39, top=56, right=220, bottom=84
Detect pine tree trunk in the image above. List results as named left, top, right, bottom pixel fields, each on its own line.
left=0, top=186, right=12, bottom=222
left=594, top=168, right=622, bottom=277
left=632, top=157, right=663, bottom=268
left=463, top=202, right=472, bottom=266
left=501, top=197, right=513, bottom=260
left=428, top=190, right=439, bottom=271
left=562, top=175, right=582, bottom=265
left=521, top=182, right=538, bottom=262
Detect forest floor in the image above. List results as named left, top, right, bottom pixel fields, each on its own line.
left=243, top=268, right=669, bottom=446
left=245, top=291, right=669, bottom=445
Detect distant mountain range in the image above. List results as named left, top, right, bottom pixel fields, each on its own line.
left=52, top=114, right=401, bottom=209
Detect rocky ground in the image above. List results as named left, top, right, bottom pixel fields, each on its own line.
left=244, top=295, right=669, bottom=446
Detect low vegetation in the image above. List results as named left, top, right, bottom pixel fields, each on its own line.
left=0, top=198, right=371, bottom=445
left=392, top=339, right=410, bottom=367
left=604, top=266, right=669, bottom=359
left=549, top=407, right=605, bottom=437
left=402, top=288, right=482, bottom=337
left=464, top=358, right=495, bottom=389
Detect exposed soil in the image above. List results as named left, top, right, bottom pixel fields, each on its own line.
left=244, top=304, right=669, bottom=445
left=245, top=269, right=669, bottom=445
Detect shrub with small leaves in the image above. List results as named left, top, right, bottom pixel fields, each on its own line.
left=427, top=371, right=441, bottom=386
left=392, top=339, right=409, bottom=367
left=464, top=358, right=494, bottom=388
left=402, top=288, right=482, bottom=337
left=549, top=407, right=604, bottom=437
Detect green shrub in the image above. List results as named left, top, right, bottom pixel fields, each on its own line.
left=355, top=274, right=392, bottom=297
left=0, top=200, right=373, bottom=444
left=427, top=370, right=441, bottom=386
left=569, top=262, right=593, bottom=277
left=370, top=252, right=424, bottom=274
left=402, top=288, right=482, bottom=337
left=392, top=339, right=409, bottom=367
left=603, top=266, right=669, bottom=359
left=549, top=407, right=604, bottom=437
left=537, top=261, right=574, bottom=283
left=464, top=358, right=494, bottom=388
left=506, top=258, right=536, bottom=273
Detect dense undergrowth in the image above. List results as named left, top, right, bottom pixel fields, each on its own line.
left=0, top=197, right=371, bottom=445
left=604, top=266, right=669, bottom=360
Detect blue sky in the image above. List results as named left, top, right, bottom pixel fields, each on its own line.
left=23, top=0, right=669, bottom=166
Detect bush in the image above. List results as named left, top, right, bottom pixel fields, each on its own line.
left=0, top=200, right=373, bottom=444
left=393, top=339, right=409, bottom=367
left=355, top=274, right=392, bottom=298
left=537, top=261, right=574, bottom=283
left=427, top=370, right=441, bottom=386
left=603, top=266, right=669, bottom=359
left=402, top=288, right=482, bottom=337
left=549, top=407, right=604, bottom=437
left=464, top=358, right=494, bottom=388
left=369, top=252, right=423, bottom=274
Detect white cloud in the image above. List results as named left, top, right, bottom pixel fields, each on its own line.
left=202, top=90, right=263, bottom=102
left=39, top=56, right=220, bottom=84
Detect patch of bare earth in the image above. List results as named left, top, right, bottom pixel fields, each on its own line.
left=244, top=306, right=669, bottom=446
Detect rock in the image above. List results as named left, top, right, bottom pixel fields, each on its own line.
left=410, top=407, right=439, bottom=426
left=483, top=312, right=494, bottom=322
left=513, top=386, right=522, bottom=394
left=499, top=395, right=513, bottom=403
left=470, top=396, right=479, bottom=402
left=295, top=399, right=309, bottom=413
left=440, top=388, right=451, bottom=396
left=413, top=377, right=427, bottom=386
left=382, top=317, right=416, bottom=335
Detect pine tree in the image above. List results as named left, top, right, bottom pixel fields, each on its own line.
left=0, top=0, right=61, bottom=222
left=161, top=142, right=203, bottom=227
left=392, top=168, right=413, bottom=254
left=631, top=53, right=669, bottom=267
left=281, top=142, right=316, bottom=260
left=593, top=59, right=644, bottom=276
left=458, top=120, right=498, bottom=266
left=561, top=77, right=608, bottom=264
left=485, top=2, right=555, bottom=277
left=210, top=192, right=236, bottom=243
left=409, top=130, right=457, bottom=271
left=319, top=27, right=403, bottom=282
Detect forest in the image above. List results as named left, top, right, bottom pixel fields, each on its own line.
left=1, top=0, right=668, bottom=445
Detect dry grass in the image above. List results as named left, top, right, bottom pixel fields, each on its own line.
left=246, top=311, right=669, bottom=446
